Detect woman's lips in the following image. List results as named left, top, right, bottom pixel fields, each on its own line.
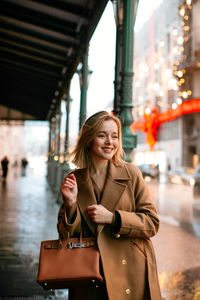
left=102, top=147, right=113, bottom=151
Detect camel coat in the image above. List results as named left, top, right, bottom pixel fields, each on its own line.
left=57, top=162, right=162, bottom=300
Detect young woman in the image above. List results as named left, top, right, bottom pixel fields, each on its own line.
left=58, top=111, right=162, bottom=300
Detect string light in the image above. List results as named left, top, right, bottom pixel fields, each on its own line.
left=177, top=70, right=183, bottom=77
left=172, top=47, right=178, bottom=54
left=183, top=25, right=190, bottom=31
left=182, top=91, right=188, bottom=98
left=173, top=28, right=178, bottom=36
left=133, top=0, right=193, bottom=126
left=186, top=0, right=192, bottom=5
left=177, top=36, right=184, bottom=44
left=177, top=98, right=182, bottom=104
left=173, top=0, right=193, bottom=106
left=145, top=108, right=151, bottom=115
left=179, top=7, right=185, bottom=17
left=172, top=103, right=178, bottom=109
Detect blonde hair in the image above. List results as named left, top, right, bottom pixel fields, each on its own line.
left=68, top=111, right=125, bottom=168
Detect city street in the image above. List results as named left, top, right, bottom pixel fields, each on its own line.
left=0, top=166, right=200, bottom=299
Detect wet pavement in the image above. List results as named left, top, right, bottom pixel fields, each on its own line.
left=150, top=177, right=200, bottom=300
left=0, top=166, right=200, bottom=299
left=0, top=165, right=66, bottom=299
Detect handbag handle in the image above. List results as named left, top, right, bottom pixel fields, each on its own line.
left=57, top=231, right=96, bottom=249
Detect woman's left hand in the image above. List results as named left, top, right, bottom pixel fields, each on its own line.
left=86, top=204, right=113, bottom=224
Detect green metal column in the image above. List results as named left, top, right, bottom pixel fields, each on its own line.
left=114, top=24, right=123, bottom=116
left=54, top=106, right=62, bottom=195
left=55, top=109, right=61, bottom=155
left=59, top=92, right=71, bottom=203
left=120, top=0, right=138, bottom=162
left=48, top=120, right=52, bottom=154
left=79, top=46, right=89, bottom=130
left=47, top=119, right=53, bottom=184
left=47, top=116, right=56, bottom=188
left=64, top=93, right=70, bottom=152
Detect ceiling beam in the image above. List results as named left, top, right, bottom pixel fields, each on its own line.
left=30, top=0, right=90, bottom=18
left=0, top=46, right=64, bottom=68
left=0, top=62, right=60, bottom=85
left=0, top=56, right=64, bottom=79
left=0, top=3, right=86, bottom=37
left=0, top=17, right=79, bottom=48
left=0, top=28, right=71, bottom=54
left=3, top=0, right=88, bottom=24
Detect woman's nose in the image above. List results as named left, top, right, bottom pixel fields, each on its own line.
left=105, top=136, right=112, bottom=144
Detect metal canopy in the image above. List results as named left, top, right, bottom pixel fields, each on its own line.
left=0, top=0, right=108, bottom=120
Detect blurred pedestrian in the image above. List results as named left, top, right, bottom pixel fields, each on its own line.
left=21, top=158, right=28, bottom=169
left=1, top=156, right=9, bottom=182
left=21, top=158, right=28, bottom=176
left=167, top=160, right=171, bottom=171
left=58, top=111, right=162, bottom=300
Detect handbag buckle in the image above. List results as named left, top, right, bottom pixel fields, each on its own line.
left=67, top=242, right=84, bottom=248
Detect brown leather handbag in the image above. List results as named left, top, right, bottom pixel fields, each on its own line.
left=37, top=234, right=103, bottom=290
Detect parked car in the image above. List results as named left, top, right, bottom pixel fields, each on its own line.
left=167, top=167, right=195, bottom=186
left=193, top=164, right=200, bottom=198
left=137, top=164, right=159, bottom=179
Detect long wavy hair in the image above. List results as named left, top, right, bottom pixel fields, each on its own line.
left=68, top=111, right=125, bottom=168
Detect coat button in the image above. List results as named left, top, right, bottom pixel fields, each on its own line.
left=125, top=288, right=130, bottom=294
left=115, top=233, right=120, bottom=238
left=122, top=259, right=126, bottom=264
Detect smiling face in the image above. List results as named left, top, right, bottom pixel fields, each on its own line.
left=90, top=119, right=119, bottom=162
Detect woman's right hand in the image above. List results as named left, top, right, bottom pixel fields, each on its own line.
left=60, top=173, right=78, bottom=208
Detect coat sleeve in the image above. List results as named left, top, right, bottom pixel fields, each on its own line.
left=116, top=165, right=160, bottom=238
left=57, top=203, right=81, bottom=238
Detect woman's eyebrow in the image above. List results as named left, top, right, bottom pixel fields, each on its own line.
left=97, top=130, right=118, bottom=134
left=97, top=131, right=106, bottom=133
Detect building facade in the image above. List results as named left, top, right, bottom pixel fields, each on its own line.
left=133, top=0, right=200, bottom=172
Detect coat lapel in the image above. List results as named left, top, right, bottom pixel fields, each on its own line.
left=100, top=162, right=130, bottom=211
left=98, top=162, right=131, bottom=235
left=75, top=163, right=131, bottom=236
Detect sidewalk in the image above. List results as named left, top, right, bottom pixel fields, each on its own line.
left=0, top=166, right=200, bottom=299
left=0, top=166, right=62, bottom=298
